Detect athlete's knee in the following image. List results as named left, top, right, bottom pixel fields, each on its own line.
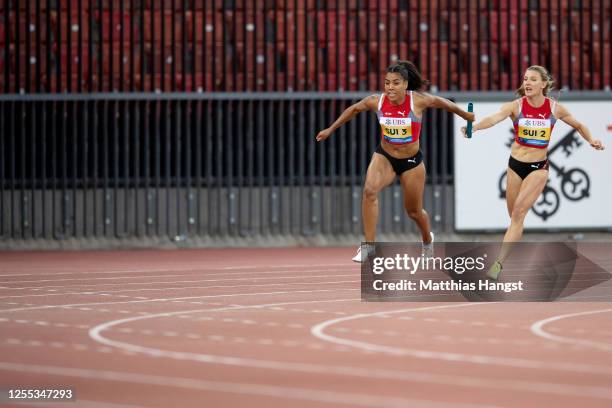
left=405, top=207, right=422, bottom=220
left=363, top=184, right=380, bottom=201
left=510, top=206, right=529, bottom=223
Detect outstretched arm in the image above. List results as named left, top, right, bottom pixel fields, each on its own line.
left=461, top=101, right=516, bottom=137
left=315, top=94, right=379, bottom=142
left=417, top=93, right=475, bottom=122
left=555, top=104, right=605, bottom=150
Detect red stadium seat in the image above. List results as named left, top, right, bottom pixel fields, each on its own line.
left=548, top=42, right=582, bottom=86
left=0, top=51, right=4, bottom=88
left=482, top=11, right=534, bottom=45
left=446, top=11, right=470, bottom=43
left=0, top=19, right=5, bottom=46
left=270, top=10, right=290, bottom=42
left=317, top=10, right=357, bottom=44
left=57, top=46, right=90, bottom=77
left=202, top=73, right=213, bottom=91
left=590, top=72, right=602, bottom=89
left=367, top=72, right=379, bottom=91
left=235, top=41, right=272, bottom=79
left=168, top=10, right=197, bottom=43
left=205, top=43, right=232, bottom=72
left=224, top=10, right=256, bottom=44
left=279, top=42, right=315, bottom=84
left=604, top=44, right=611, bottom=87
left=318, top=72, right=338, bottom=91
left=347, top=41, right=369, bottom=76
left=38, top=0, right=82, bottom=12
left=431, top=42, right=456, bottom=90
left=357, top=11, right=391, bottom=43
left=103, top=1, right=125, bottom=11
left=232, top=73, right=250, bottom=91
left=326, top=0, right=364, bottom=11
left=592, top=42, right=611, bottom=73
left=173, top=73, right=197, bottom=91
left=485, top=11, right=500, bottom=43
left=187, top=11, right=202, bottom=43
left=502, top=0, right=531, bottom=12
left=292, top=10, right=309, bottom=43
left=531, top=11, right=555, bottom=45
left=197, top=11, right=225, bottom=45
left=282, top=0, right=316, bottom=11
left=97, top=11, right=132, bottom=43
left=548, top=11, right=580, bottom=43
left=577, top=11, right=600, bottom=44
left=97, top=48, right=125, bottom=76
left=143, top=10, right=186, bottom=44
left=364, top=0, right=400, bottom=12
left=523, top=41, right=548, bottom=67
left=50, top=10, right=91, bottom=45
left=499, top=73, right=513, bottom=90
left=45, top=73, right=84, bottom=92
left=274, top=74, right=289, bottom=91
left=150, top=73, right=176, bottom=92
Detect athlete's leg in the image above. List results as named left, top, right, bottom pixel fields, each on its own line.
left=398, top=163, right=431, bottom=243
left=498, top=169, right=548, bottom=263
left=505, top=167, right=523, bottom=218
left=362, top=153, right=396, bottom=241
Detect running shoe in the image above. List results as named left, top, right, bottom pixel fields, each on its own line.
left=487, top=260, right=503, bottom=280
left=421, top=232, right=435, bottom=258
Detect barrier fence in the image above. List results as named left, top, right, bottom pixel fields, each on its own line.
left=0, top=91, right=459, bottom=240
left=2, top=90, right=611, bottom=242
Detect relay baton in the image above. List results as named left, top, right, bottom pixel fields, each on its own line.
left=466, top=102, right=473, bottom=138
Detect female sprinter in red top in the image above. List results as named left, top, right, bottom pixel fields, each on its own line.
left=316, top=61, right=475, bottom=262
left=464, top=65, right=604, bottom=279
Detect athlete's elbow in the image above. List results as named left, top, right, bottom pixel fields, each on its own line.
left=347, top=105, right=362, bottom=116
left=575, top=122, right=586, bottom=133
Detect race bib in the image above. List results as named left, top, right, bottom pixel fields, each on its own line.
left=517, top=118, right=551, bottom=146
left=380, top=117, right=412, bottom=143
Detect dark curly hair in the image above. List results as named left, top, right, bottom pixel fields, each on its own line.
left=386, top=60, right=430, bottom=91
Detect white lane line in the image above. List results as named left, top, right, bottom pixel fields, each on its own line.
left=4, top=271, right=357, bottom=291
left=0, top=288, right=360, bottom=313
left=310, top=304, right=612, bottom=375
left=0, top=361, right=496, bottom=408
left=0, top=278, right=357, bottom=299
left=530, top=308, right=612, bottom=352
left=0, top=263, right=356, bottom=279
left=87, top=302, right=612, bottom=399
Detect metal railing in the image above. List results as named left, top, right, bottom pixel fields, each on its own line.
left=2, top=90, right=610, bottom=242
left=0, top=91, right=459, bottom=241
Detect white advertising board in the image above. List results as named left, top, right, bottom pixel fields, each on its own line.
left=454, top=100, right=612, bottom=231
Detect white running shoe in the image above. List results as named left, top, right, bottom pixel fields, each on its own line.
left=422, top=232, right=435, bottom=258
left=352, top=244, right=375, bottom=263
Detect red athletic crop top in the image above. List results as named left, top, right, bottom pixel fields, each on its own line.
left=376, top=91, right=422, bottom=145
left=513, top=97, right=558, bottom=149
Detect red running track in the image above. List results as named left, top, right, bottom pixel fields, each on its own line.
left=0, top=247, right=611, bottom=408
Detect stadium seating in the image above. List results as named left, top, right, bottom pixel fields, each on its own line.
left=1, top=1, right=609, bottom=92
